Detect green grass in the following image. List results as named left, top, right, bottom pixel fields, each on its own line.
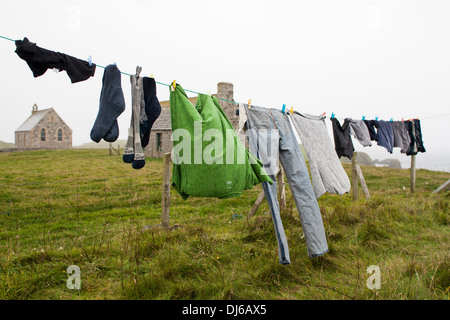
left=0, top=149, right=448, bottom=300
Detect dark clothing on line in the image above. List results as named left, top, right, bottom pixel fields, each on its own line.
left=331, top=118, right=354, bottom=160
left=141, top=77, right=162, bottom=148
left=90, top=64, right=125, bottom=143
left=363, top=119, right=379, bottom=141
left=413, top=119, right=426, bottom=153
left=15, top=37, right=96, bottom=83
left=406, top=119, right=426, bottom=156
left=376, top=120, right=394, bottom=153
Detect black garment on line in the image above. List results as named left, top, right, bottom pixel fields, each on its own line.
left=141, top=77, right=162, bottom=148
left=15, top=37, right=96, bottom=83
left=331, top=118, right=354, bottom=160
left=406, top=119, right=426, bottom=156
left=363, top=119, right=379, bottom=141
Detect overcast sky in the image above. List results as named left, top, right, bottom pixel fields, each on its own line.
left=1, top=0, right=449, bottom=171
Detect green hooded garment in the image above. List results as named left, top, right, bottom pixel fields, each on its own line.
left=170, top=84, right=272, bottom=200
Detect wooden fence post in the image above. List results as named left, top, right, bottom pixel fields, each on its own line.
left=410, top=155, right=416, bottom=193
left=432, top=179, right=450, bottom=194
left=161, top=152, right=172, bottom=228
left=248, top=190, right=265, bottom=218
left=352, top=152, right=358, bottom=201
left=109, top=143, right=120, bottom=156
left=356, top=164, right=370, bottom=199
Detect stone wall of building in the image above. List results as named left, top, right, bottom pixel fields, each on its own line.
left=216, top=82, right=239, bottom=130
left=27, top=109, right=72, bottom=149
left=15, top=131, right=31, bottom=148
left=145, top=130, right=172, bottom=158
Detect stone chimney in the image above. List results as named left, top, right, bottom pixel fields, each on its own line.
left=32, top=103, right=39, bottom=115
left=217, top=82, right=238, bottom=130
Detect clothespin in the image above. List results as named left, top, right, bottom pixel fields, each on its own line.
left=171, top=80, right=176, bottom=91
left=289, top=107, right=293, bottom=114
left=331, top=112, right=335, bottom=120
left=87, top=55, right=92, bottom=66
left=206, top=89, right=211, bottom=96
left=135, top=66, right=142, bottom=86
left=248, top=99, right=252, bottom=109
left=150, top=73, right=154, bottom=78
left=113, top=62, right=117, bottom=66
left=135, top=66, right=142, bottom=77
left=321, top=112, right=326, bottom=116
left=362, top=115, right=366, bottom=121
left=375, top=116, right=379, bottom=121
left=389, top=118, right=393, bottom=122
left=401, top=117, right=404, bottom=121
left=281, top=104, right=286, bottom=114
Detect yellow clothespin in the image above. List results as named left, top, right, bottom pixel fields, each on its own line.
left=289, top=107, right=293, bottom=114
left=150, top=73, right=154, bottom=78
left=206, top=89, right=211, bottom=96
left=248, top=99, right=252, bottom=109
left=171, top=80, right=176, bottom=91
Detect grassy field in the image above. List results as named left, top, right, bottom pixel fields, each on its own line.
left=0, top=149, right=448, bottom=300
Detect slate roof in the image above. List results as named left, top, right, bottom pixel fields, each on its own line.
left=15, top=108, right=52, bottom=132
left=152, top=107, right=171, bottom=131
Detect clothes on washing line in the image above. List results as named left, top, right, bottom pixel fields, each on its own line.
left=399, top=121, right=411, bottom=154
left=290, top=112, right=351, bottom=199
left=347, top=119, right=372, bottom=147
left=412, top=119, right=426, bottom=153
left=170, top=84, right=272, bottom=200
left=246, top=105, right=328, bottom=264
left=14, top=37, right=96, bottom=83
left=141, top=77, right=162, bottom=148
left=122, top=69, right=161, bottom=168
left=391, top=121, right=403, bottom=149
left=331, top=118, right=354, bottom=160
left=123, top=67, right=146, bottom=169
left=391, top=121, right=411, bottom=154
left=363, top=119, right=379, bottom=141
left=376, top=120, right=394, bottom=153
left=90, top=64, right=125, bottom=143
left=406, top=119, right=426, bottom=156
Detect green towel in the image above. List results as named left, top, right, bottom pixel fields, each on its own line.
left=170, top=84, right=272, bottom=200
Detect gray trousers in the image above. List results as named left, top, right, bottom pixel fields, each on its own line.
left=290, top=112, right=351, bottom=199
left=245, top=105, right=328, bottom=264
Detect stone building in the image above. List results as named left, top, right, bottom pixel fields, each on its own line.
left=15, top=104, right=72, bottom=149
left=145, top=82, right=238, bottom=158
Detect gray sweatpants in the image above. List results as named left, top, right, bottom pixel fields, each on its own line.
left=245, top=105, right=328, bottom=264
left=290, top=112, right=351, bottom=198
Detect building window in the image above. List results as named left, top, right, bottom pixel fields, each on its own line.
left=40, top=128, right=46, bottom=141
left=58, top=129, right=63, bottom=141
left=156, top=133, right=162, bottom=151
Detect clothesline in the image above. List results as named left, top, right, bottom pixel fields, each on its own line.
left=1, top=33, right=449, bottom=122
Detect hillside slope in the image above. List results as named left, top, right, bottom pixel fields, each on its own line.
left=0, top=140, right=14, bottom=148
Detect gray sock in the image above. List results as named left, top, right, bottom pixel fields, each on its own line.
left=130, top=67, right=145, bottom=169
left=122, top=114, right=135, bottom=163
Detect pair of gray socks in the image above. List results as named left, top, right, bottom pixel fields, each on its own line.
left=123, top=67, right=145, bottom=169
